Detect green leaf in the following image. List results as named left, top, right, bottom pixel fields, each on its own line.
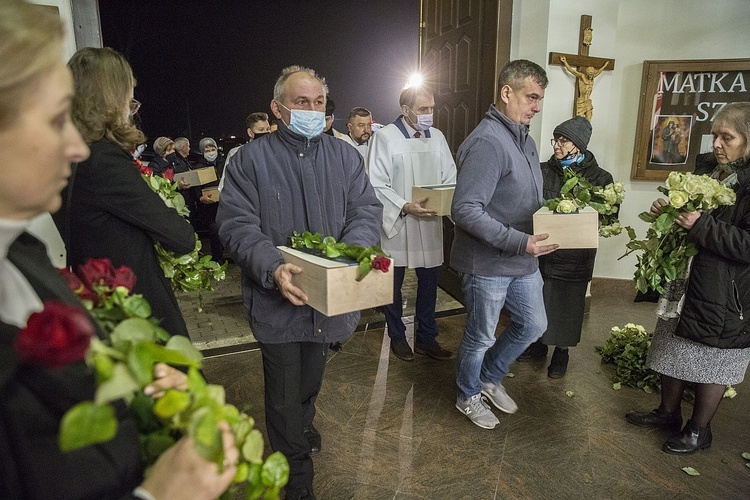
left=560, top=176, right=578, bottom=194
left=242, top=429, right=265, bottom=464
left=153, top=389, right=191, bottom=419
left=261, top=451, right=290, bottom=488
left=122, top=295, right=152, bottom=318
left=681, top=466, right=700, bottom=476
left=742, top=452, right=750, bottom=460
left=245, top=463, right=265, bottom=499
left=59, top=402, right=117, bottom=451
left=356, top=259, right=370, bottom=282
left=165, top=335, right=204, bottom=364
left=188, top=406, right=223, bottom=463
left=142, top=430, right=176, bottom=463
left=612, top=382, right=622, bottom=390
left=187, top=366, right=208, bottom=393
left=110, top=317, right=159, bottom=349
left=128, top=342, right=157, bottom=386
left=95, top=363, right=140, bottom=404
left=654, top=212, right=675, bottom=233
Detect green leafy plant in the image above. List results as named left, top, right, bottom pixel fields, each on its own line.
left=289, top=230, right=391, bottom=281
left=155, top=236, right=227, bottom=294
left=596, top=323, right=661, bottom=393
left=57, top=259, right=288, bottom=499
left=619, top=171, right=736, bottom=294
left=543, top=168, right=624, bottom=237
left=137, top=162, right=227, bottom=299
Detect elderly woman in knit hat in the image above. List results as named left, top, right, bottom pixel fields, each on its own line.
left=150, top=136, right=176, bottom=176
left=517, top=116, right=615, bottom=378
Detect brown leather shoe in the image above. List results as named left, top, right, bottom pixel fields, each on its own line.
left=625, top=407, right=682, bottom=431
left=414, top=340, right=454, bottom=360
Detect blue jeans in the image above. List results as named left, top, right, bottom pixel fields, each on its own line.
left=456, top=271, right=547, bottom=400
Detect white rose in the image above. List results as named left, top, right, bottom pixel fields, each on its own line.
left=556, top=199, right=577, bottom=214
left=669, top=190, right=689, bottom=209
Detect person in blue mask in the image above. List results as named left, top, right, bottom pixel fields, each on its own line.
left=217, top=65, right=382, bottom=500
left=517, top=116, right=614, bottom=378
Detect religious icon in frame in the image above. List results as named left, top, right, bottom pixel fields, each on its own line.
left=631, top=58, right=750, bottom=181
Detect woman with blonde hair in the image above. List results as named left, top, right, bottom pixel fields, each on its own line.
left=63, top=47, right=195, bottom=337
left=626, top=102, right=750, bottom=454
left=0, top=1, right=237, bottom=498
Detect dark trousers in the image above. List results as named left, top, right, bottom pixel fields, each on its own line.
left=258, top=341, right=328, bottom=491
left=383, top=265, right=440, bottom=344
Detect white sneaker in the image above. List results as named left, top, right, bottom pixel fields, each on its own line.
left=481, top=381, right=518, bottom=414
left=455, top=394, right=500, bottom=429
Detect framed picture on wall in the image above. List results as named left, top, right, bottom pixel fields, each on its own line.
left=631, top=58, right=750, bottom=181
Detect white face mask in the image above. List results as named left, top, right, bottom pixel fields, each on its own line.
left=203, top=151, right=218, bottom=162
left=408, top=107, right=433, bottom=131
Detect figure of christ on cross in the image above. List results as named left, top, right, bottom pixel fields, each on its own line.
left=548, top=14, right=615, bottom=121
left=560, top=56, right=609, bottom=120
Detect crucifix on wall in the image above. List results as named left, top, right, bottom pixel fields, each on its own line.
left=549, top=15, right=615, bottom=120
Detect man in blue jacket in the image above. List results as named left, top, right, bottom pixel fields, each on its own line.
left=217, top=66, right=383, bottom=499
left=450, top=60, right=558, bottom=429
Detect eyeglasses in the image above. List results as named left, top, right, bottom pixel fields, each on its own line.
left=129, top=99, right=142, bottom=116
left=550, top=137, right=571, bottom=147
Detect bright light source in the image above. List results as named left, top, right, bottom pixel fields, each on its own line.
left=404, top=73, right=424, bottom=89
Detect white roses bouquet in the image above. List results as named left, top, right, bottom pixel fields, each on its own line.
left=544, top=168, right=625, bottom=237
left=621, top=171, right=736, bottom=293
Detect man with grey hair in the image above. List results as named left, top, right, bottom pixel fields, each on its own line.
left=368, top=84, right=457, bottom=362
left=451, top=59, right=558, bottom=429
left=217, top=65, right=382, bottom=499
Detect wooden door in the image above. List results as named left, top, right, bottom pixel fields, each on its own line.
left=421, top=0, right=512, bottom=303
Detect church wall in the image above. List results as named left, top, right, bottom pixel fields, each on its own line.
left=511, top=0, right=750, bottom=280
left=27, top=0, right=76, bottom=268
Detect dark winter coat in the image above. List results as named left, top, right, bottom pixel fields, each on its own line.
left=675, top=153, right=750, bottom=349
left=0, top=232, right=143, bottom=499
left=538, top=151, right=613, bottom=282
left=62, top=140, right=195, bottom=337
left=217, top=124, right=383, bottom=344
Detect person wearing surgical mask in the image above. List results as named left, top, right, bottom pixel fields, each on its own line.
left=196, top=137, right=225, bottom=263
left=217, top=65, right=382, bottom=500
left=367, top=85, right=457, bottom=363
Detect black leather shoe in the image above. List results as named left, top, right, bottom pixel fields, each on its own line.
left=662, top=420, right=712, bottom=455
left=415, top=340, right=454, bottom=360
left=390, top=337, right=414, bottom=361
left=302, top=425, right=321, bottom=455
left=547, top=347, right=569, bottom=379
left=517, top=341, right=548, bottom=362
left=625, top=407, right=682, bottom=431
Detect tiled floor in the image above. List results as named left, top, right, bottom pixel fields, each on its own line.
left=183, top=271, right=750, bottom=499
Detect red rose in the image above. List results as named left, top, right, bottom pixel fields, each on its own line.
left=162, top=167, right=175, bottom=182
left=58, top=268, right=99, bottom=303
left=77, top=258, right=116, bottom=288
left=112, top=265, right=137, bottom=292
left=139, top=164, right=153, bottom=177
left=14, top=301, right=94, bottom=368
left=372, top=256, right=391, bottom=273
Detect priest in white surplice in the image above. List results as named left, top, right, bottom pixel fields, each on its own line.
left=368, top=85, right=457, bottom=362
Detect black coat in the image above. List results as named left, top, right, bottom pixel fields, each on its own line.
left=63, top=140, right=195, bottom=336
left=538, top=151, right=614, bottom=282
left=149, top=154, right=176, bottom=176
left=0, top=232, right=142, bottom=499
left=675, top=154, right=750, bottom=348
